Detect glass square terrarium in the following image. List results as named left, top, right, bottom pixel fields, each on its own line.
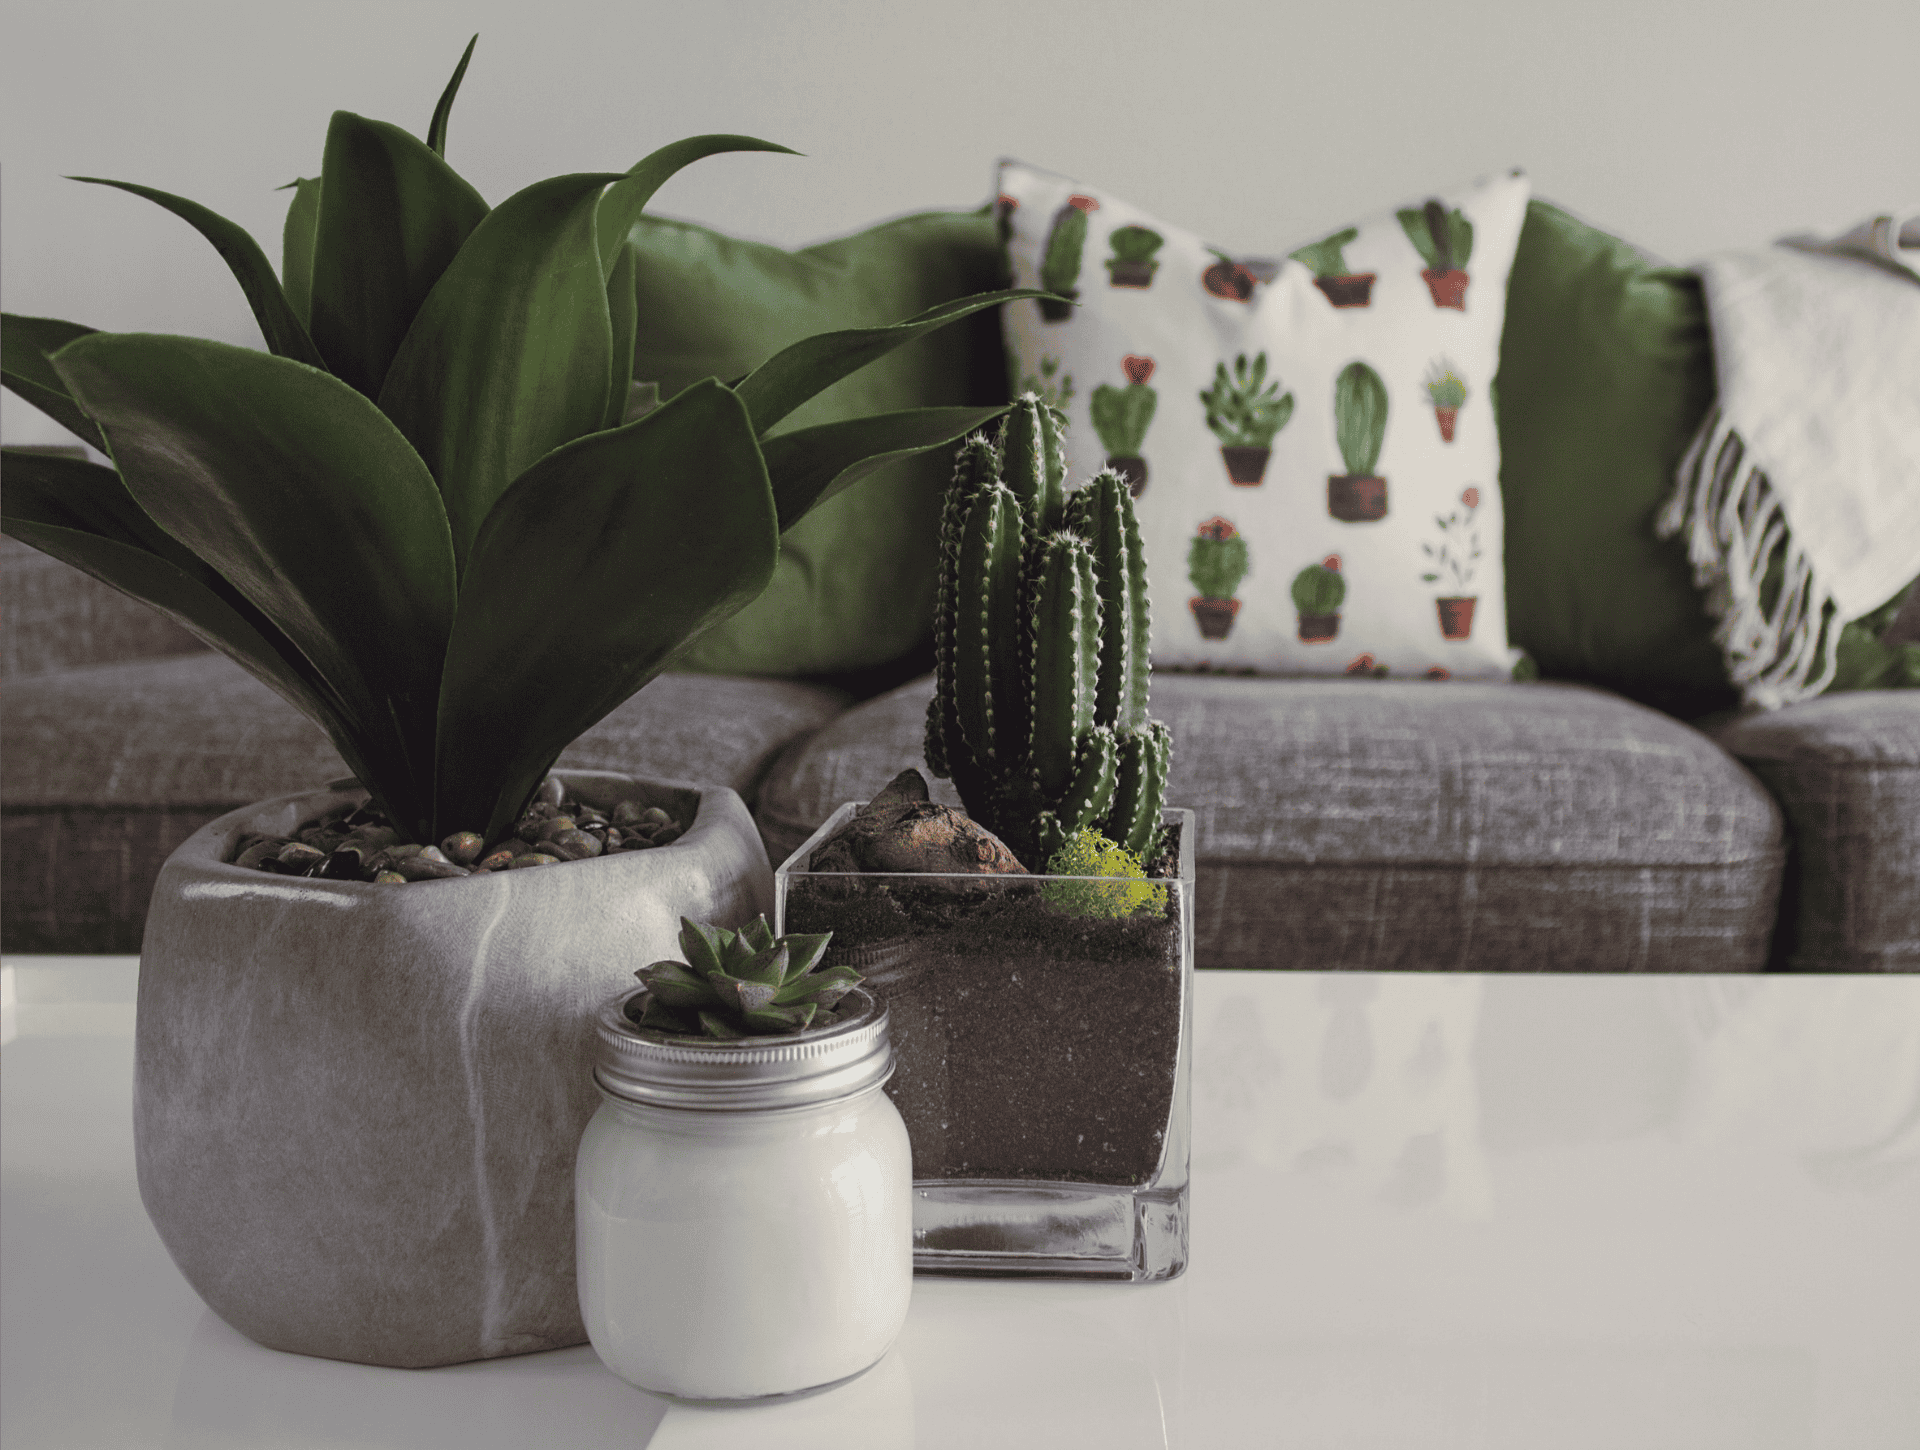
left=774, top=805, right=1195, bottom=1281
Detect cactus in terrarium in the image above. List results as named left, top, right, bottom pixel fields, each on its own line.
left=1291, top=561, right=1346, bottom=616
left=1334, top=361, right=1389, bottom=475
left=924, top=396, right=1171, bottom=868
left=627, top=915, right=862, bottom=1038
left=1105, top=224, right=1164, bottom=286
left=1288, top=226, right=1358, bottom=278
left=1200, top=352, right=1294, bottom=448
left=1188, top=517, right=1249, bottom=599
left=1039, top=196, right=1098, bottom=320
left=1397, top=200, right=1474, bottom=272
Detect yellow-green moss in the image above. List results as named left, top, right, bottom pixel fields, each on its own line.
left=1041, top=828, right=1166, bottom=919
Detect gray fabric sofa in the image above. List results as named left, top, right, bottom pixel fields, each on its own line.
left=5, top=535, right=1916, bottom=970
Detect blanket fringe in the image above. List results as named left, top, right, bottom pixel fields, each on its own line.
left=1657, top=407, right=1841, bottom=708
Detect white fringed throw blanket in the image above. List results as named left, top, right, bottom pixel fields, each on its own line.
left=1658, top=210, right=1920, bottom=708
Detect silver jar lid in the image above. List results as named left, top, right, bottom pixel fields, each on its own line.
left=591, top=986, right=893, bottom=1112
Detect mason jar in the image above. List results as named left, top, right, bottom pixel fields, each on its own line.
left=576, top=986, right=912, bottom=1400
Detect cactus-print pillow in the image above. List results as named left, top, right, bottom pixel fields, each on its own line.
left=998, top=160, right=1530, bottom=679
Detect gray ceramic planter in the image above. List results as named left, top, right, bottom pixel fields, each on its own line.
left=134, top=769, right=771, bottom=1368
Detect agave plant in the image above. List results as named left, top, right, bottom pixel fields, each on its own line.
left=0, top=37, right=1035, bottom=848
left=628, top=915, right=862, bottom=1038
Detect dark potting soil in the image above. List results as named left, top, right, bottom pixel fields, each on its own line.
left=785, top=824, right=1184, bottom=1187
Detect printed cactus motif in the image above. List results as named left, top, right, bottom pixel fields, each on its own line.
left=925, top=396, right=1170, bottom=869
left=1291, top=559, right=1346, bottom=615
left=1397, top=199, right=1474, bottom=273
left=1016, top=354, right=1075, bottom=412
left=1424, top=359, right=1467, bottom=441
left=1201, top=352, right=1294, bottom=448
left=1106, top=225, right=1164, bottom=288
left=1289, top=227, right=1359, bottom=278
left=1187, top=516, right=1248, bottom=641
left=1334, top=361, right=1389, bottom=476
left=1039, top=194, right=1100, bottom=321
left=1399, top=200, right=1474, bottom=308
left=1091, top=355, right=1158, bottom=495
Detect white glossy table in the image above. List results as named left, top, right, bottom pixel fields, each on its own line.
left=4, top=957, right=1917, bottom=1449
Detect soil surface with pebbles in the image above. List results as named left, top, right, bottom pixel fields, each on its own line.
left=228, top=776, right=686, bottom=884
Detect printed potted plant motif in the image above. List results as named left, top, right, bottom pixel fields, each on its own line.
left=1201, top=248, right=1260, bottom=301
left=1397, top=199, right=1474, bottom=309
left=1188, top=516, right=1249, bottom=640
left=996, top=193, right=1018, bottom=249
left=1106, top=225, right=1164, bottom=288
left=1016, top=354, right=1074, bottom=412
left=1328, top=360, right=1390, bottom=521
left=1345, top=652, right=1390, bottom=677
left=1289, top=227, right=1374, bottom=308
left=1424, top=358, right=1468, bottom=442
left=1200, top=351, right=1294, bottom=485
left=1421, top=486, right=1482, bottom=639
left=1292, top=555, right=1346, bottom=642
left=1090, top=354, right=1158, bottom=497
left=1039, top=193, right=1101, bottom=321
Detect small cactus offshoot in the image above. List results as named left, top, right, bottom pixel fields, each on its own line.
left=1040, top=827, right=1166, bottom=919
left=627, top=915, right=862, bottom=1038
left=925, top=395, right=1171, bottom=870
left=1201, top=352, right=1294, bottom=449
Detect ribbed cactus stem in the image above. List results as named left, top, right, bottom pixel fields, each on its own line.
left=1064, top=470, right=1136, bottom=731
left=951, top=484, right=1025, bottom=784
left=1000, top=395, right=1067, bottom=538
left=1027, top=533, right=1100, bottom=801
left=927, top=433, right=1001, bottom=778
left=1103, top=721, right=1171, bottom=860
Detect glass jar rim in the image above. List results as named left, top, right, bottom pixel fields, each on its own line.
left=591, top=986, right=893, bottom=1112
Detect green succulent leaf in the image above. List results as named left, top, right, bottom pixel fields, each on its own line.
left=69, top=177, right=325, bottom=369
left=636, top=960, right=722, bottom=1009
left=276, top=177, right=323, bottom=328
left=309, top=111, right=490, bottom=399
left=712, top=973, right=778, bottom=1014
left=604, top=237, right=639, bottom=431
left=2, top=314, right=107, bottom=451
left=777, top=933, right=833, bottom=982
left=592, top=134, right=799, bottom=286
left=737, top=944, right=788, bottom=988
left=732, top=290, right=1045, bottom=438
left=698, top=1010, right=745, bottom=1040
left=742, top=1002, right=818, bottom=1035
left=738, top=916, right=777, bottom=954
left=378, top=169, right=617, bottom=573
left=758, top=405, right=1014, bottom=533
left=426, top=34, right=478, bottom=159
left=678, top=917, right=732, bottom=980
left=51, top=332, right=457, bottom=839
left=772, top=964, right=860, bottom=1007
left=433, top=378, right=777, bottom=842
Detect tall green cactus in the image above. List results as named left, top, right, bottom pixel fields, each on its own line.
left=925, top=396, right=1170, bottom=869
left=1334, top=361, right=1389, bottom=475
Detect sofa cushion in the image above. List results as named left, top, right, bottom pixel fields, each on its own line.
left=1495, top=201, right=1732, bottom=714
left=0, top=653, right=850, bottom=953
left=997, top=161, right=1530, bottom=681
left=757, top=674, right=1785, bottom=972
left=1707, top=693, right=1920, bottom=972
left=0, top=536, right=205, bottom=679
left=626, top=208, right=1007, bottom=678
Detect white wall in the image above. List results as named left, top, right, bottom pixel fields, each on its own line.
left=5, top=0, right=1916, bottom=446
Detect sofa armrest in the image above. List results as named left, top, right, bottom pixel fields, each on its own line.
left=1708, top=693, right=1920, bottom=972
left=1, top=537, right=207, bottom=680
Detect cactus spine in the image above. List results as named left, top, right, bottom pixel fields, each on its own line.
left=926, top=396, right=1170, bottom=869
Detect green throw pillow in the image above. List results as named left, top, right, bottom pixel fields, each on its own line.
left=628, top=209, right=1007, bottom=678
left=1496, top=200, right=1736, bottom=715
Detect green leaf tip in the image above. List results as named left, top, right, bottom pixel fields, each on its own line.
left=427, top=34, right=479, bottom=158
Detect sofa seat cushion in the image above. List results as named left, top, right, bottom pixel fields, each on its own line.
left=1, top=653, right=850, bottom=953
left=1707, top=693, right=1920, bottom=972
left=756, top=674, right=1785, bottom=972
